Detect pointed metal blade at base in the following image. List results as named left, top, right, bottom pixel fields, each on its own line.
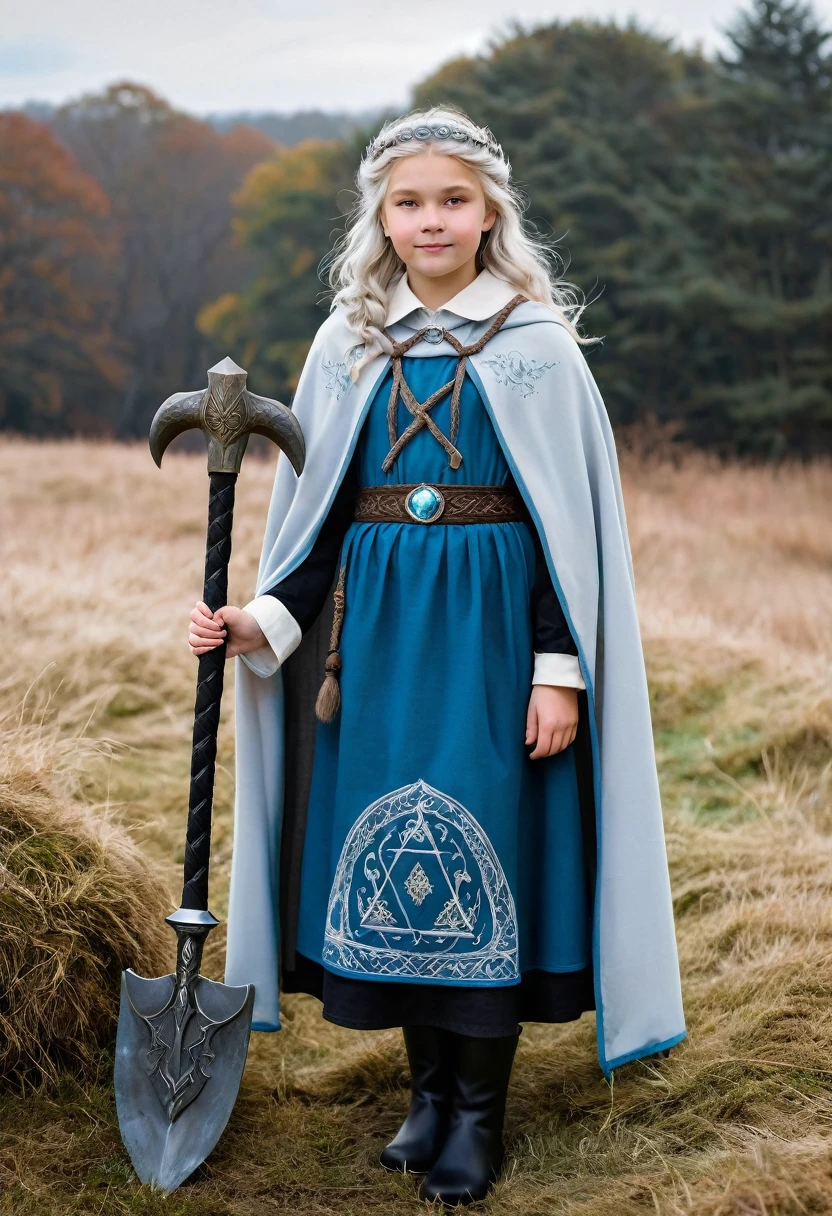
left=115, top=970, right=254, bottom=1193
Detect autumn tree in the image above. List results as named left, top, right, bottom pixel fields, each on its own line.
left=51, top=83, right=277, bottom=436
left=197, top=138, right=356, bottom=402
left=0, top=113, right=124, bottom=434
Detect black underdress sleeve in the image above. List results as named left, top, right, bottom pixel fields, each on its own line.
left=530, top=528, right=579, bottom=655
left=504, top=472, right=578, bottom=655
left=263, top=452, right=360, bottom=633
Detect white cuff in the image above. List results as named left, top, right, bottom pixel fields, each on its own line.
left=532, top=652, right=586, bottom=690
left=238, top=595, right=302, bottom=678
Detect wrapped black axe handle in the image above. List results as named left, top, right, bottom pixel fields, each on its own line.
left=148, top=355, right=305, bottom=920
left=181, top=470, right=236, bottom=911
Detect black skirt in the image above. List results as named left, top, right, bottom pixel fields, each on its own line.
left=282, top=953, right=595, bottom=1037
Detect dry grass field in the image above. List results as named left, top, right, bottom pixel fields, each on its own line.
left=0, top=436, right=830, bottom=1215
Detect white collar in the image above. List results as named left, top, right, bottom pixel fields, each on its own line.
left=384, top=267, right=519, bottom=326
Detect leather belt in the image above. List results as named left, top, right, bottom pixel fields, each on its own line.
left=354, top=483, right=527, bottom=525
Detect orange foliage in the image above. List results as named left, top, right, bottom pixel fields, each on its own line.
left=0, top=113, right=125, bottom=432
left=235, top=139, right=343, bottom=210
left=50, top=83, right=279, bottom=435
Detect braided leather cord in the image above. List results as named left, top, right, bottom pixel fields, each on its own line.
left=181, top=471, right=237, bottom=910
left=381, top=294, right=526, bottom=474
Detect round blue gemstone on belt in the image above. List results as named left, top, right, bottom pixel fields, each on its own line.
left=405, top=484, right=445, bottom=522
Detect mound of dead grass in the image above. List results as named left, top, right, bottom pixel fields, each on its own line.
left=0, top=717, right=172, bottom=1087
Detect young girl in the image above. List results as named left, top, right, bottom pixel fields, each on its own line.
left=189, top=106, right=686, bottom=1206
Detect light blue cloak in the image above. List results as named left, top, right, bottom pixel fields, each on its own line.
left=225, top=301, right=687, bottom=1078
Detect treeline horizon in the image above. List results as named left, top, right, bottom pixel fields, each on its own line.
left=12, top=100, right=378, bottom=148
left=1, top=0, right=830, bottom=456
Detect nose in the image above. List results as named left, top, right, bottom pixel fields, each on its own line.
left=420, top=205, right=445, bottom=231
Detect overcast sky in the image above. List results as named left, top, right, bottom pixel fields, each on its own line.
left=3, top=0, right=831, bottom=114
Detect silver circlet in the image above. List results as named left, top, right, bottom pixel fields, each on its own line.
left=367, top=122, right=505, bottom=162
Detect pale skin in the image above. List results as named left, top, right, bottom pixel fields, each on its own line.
left=189, top=150, right=579, bottom=759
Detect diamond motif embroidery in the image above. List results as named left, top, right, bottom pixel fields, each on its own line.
left=404, top=862, right=433, bottom=905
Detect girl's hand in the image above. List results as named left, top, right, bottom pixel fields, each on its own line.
left=188, top=601, right=267, bottom=659
left=525, top=685, right=579, bottom=759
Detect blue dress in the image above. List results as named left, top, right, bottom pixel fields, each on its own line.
left=292, top=355, right=592, bottom=1003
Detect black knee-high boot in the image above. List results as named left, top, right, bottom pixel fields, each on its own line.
left=418, top=1027, right=520, bottom=1205
left=379, top=1025, right=455, bottom=1174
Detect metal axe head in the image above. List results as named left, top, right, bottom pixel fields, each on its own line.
left=115, top=910, right=254, bottom=1193
left=148, top=356, right=305, bottom=476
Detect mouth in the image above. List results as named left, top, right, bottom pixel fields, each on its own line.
left=416, top=243, right=451, bottom=252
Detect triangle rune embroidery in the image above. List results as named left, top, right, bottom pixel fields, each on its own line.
left=355, top=802, right=483, bottom=938
left=323, top=779, right=519, bottom=982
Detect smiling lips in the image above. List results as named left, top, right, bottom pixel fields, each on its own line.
left=417, top=243, right=451, bottom=251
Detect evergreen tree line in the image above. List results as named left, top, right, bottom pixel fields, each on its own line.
left=1, top=0, right=829, bottom=454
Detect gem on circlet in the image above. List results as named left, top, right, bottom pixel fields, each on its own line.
left=406, top=484, right=445, bottom=522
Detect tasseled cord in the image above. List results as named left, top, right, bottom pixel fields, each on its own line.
left=315, top=564, right=347, bottom=723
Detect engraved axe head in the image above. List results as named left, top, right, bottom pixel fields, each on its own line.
left=148, top=356, right=305, bottom=476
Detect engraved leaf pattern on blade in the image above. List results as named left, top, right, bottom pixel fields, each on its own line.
left=125, top=926, right=249, bottom=1124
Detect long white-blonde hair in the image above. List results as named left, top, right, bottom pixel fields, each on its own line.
left=326, top=104, right=598, bottom=377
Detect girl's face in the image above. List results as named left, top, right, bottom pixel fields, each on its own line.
left=381, top=151, right=496, bottom=282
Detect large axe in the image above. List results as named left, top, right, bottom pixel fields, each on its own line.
left=114, top=357, right=305, bottom=1192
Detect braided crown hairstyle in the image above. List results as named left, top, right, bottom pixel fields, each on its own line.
left=326, top=104, right=596, bottom=376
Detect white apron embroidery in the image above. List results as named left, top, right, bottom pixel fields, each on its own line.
left=322, top=779, right=519, bottom=981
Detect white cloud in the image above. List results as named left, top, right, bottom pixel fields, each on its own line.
left=2, top=0, right=830, bottom=112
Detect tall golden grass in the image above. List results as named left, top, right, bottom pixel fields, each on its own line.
left=0, top=436, right=830, bottom=1215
